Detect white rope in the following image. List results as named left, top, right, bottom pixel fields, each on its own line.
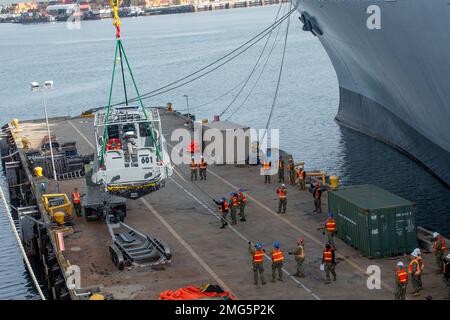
left=0, top=184, right=46, bottom=300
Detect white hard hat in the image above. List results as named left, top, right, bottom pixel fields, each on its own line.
left=397, top=261, right=404, bottom=267
left=411, top=251, right=418, bottom=257
left=432, top=232, right=439, bottom=238
left=414, top=248, right=421, bottom=255
left=281, top=183, right=285, bottom=187
left=447, top=253, right=450, bottom=260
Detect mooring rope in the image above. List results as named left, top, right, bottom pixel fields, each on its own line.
left=0, top=184, right=46, bottom=300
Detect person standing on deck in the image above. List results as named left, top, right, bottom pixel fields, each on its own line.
left=432, top=232, right=446, bottom=274
left=276, top=184, right=287, bottom=214
left=248, top=242, right=266, bottom=285
left=287, top=159, right=295, bottom=185
left=296, top=167, right=306, bottom=191
left=71, top=188, right=82, bottom=217
left=199, top=156, right=207, bottom=180
left=277, top=156, right=285, bottom=183
left=414, top=248, right=424, bottom=291
left=214, top=197, right=229, bottom=229
left=262, top=160, right=271, bottom=183
left=322, top=242, right=336, bottom=284
left=394, top=261, right=408, bottom=300
left=270, top=243, right=284, bottom=282
left=408, top=251, right=421, bottom=296
left=289, top=237, right=305, bottom=278
left=229, top=192, right=239, bottom=225
left=443, top=253, right=450, bottom=299
left=190, top=157, right=198, bottom=181
left=312, top=182, right=322, bottom=213
left=324, top=213, right=337, bottom=250
left=237, top=189, right=247, bottom=222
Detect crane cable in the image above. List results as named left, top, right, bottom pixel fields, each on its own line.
left=218, top=2, right=286, bottom=118
left=106, top=7, right=297, bottom=107
left=180, top=1, right=286, bottom=115
left=260, top=2, right=292, bottom=145
left=175, top=78, right=247, bottom=112
left=225, top=6, right=286, bottom=121
left=101, top=0, right=162, bottom=164
left=0, top=184, right=46, bottom=300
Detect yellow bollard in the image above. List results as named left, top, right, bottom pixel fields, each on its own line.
left=89, top=293, right=105, bottom=300
left=11, top=119, right=19, bottom=129
left=202, top=119, right=208, bottom=124
left=330, top=175, right=340, bottom=189
left=166, top=102, right=173, bottom=112
left=34, top=167, right=43, bottom=177
left=54, top=211, right=65, bottom=225
left=22, top=137, right=30, bottom=150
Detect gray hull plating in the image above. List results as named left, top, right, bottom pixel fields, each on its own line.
left=295, top=0, right=450, bottom=186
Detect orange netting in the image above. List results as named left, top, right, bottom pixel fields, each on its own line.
left=159, top=286, right=235, bottom=300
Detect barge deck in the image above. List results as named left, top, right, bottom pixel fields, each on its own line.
left=2, top=109, right=449, bottom=300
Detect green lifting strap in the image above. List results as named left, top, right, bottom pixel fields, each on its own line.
left=101, top=39, right=162, bottom=165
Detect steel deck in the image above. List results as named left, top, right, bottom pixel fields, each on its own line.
left=16, top=110, right=449, bottom=300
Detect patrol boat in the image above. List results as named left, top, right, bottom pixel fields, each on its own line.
left=91, top=105, right=172, bottom=199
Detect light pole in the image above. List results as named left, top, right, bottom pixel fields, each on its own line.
left=31, top=80, right=60, bottom=193
left=183, top=94, right=190, bottom=121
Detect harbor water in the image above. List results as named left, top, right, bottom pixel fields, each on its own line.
left=1, top=5, right=449, bottom=299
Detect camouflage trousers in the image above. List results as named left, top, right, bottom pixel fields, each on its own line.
left=239, top=205, right=246, bottom=220
left=394, top=283, right=407, bottom=300
left=272, top=262, right=283, bottom=281
left=410, top=275, right=420, bottom=293
left=295, top=258, right=305, bottom=276
left=324, top=262, right=336, bottom=281
left=278, top=169, right=284, bottom=183
left=253, top=263, right=265, bottom=284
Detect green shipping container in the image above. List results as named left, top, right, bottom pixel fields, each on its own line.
left=328, top=184, right=418, bottom=258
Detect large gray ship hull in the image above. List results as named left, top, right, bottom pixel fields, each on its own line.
left=295, top=0, right=450, bottom=187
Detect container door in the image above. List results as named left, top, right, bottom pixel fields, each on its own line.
left=379, top=211, right=393, bottom=257
left=393, top=205, right=418, bottom=254
left=367, top=212, right=379, bottom=258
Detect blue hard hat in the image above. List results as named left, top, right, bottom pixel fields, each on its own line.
left=222, top=196, right=226, bottom=201
left=274, top=242, right=280, bottom=248
left=256, top=242, right=262, bottom=249
left=328, top=212, right=333, bottom=217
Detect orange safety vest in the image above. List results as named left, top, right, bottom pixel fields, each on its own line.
left=277, top=188, right=287, bottom=199
left=72, top=192, right=80, bottom=204
left=326, top=218, right=336, bottom=232
left=263, top=162, right=270, bottom=170
left=408, top=259, right=421, bottom=275
left=239, top=192, right=246, bottom=204
left=231, top=196, right=238, bottom=207
left=222, top=200, right=229, bottom=212
left=199, top=160, right=207, bottom=169
left=433, top=236, right=446, bottom=253
left=288, top=164, right=294, bottom=171
left=417, top=256, right=424, bottom=272
left=297, top=170, right=305, bottom=179
left=191, top=161, right=197, bottom=170
left=323, top=248, right=333, bottom=262
left=253, top=249, right=264, bottom=264
left=272, top=249, right=284, bottom=263
left=397, top=269, right=408, bottom=284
